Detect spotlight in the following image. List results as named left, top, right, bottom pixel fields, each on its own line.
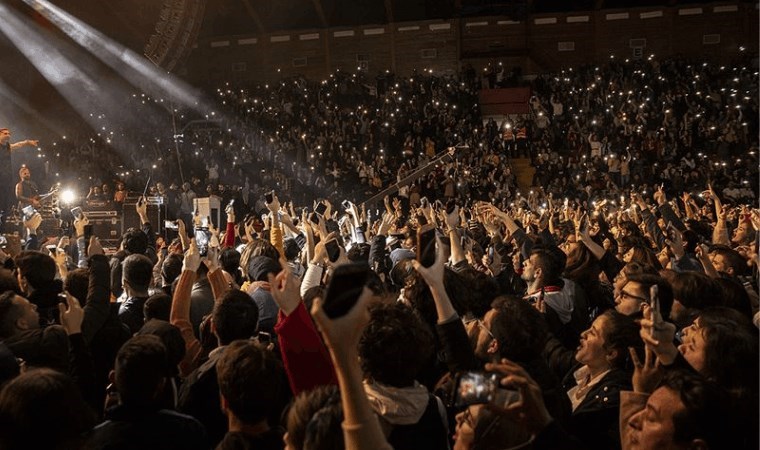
left=60, top=189, right=76, bottom=205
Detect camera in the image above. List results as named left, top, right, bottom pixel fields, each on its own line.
left=453, top=371, right=520, bottom=408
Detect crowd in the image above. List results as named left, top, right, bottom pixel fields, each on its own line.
left=0, top=52, right=756, bottom=450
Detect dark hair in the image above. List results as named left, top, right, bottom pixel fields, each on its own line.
left=714, top=278, right=753, bottom=319
left=302, top=286, right=325, bottom=313
left=160, top=254, right=183, bottom=286
left=135, top=319, right=186, bottom=377
left=0, top=269, right=20, bottom=296
left=709, top=245, right=748, bottom=276
left=122, top=227, right=148, bottom=255
left=143, top=293, right=172, bottom=322
left=489, top=296, right=548, bottom=362
left=564, top=241, right=601, bottom=287
left=286, top=385, right=343, bottom=450
left=697, top=307, right=758, bottom=395
left=283, top=238, right=301, bottom=261
left=529, top=248, right=565, bottom=286
left=0, top=291, right=21, bottom=339
left=625, top=243, right=663, bottom=271
left=122, top=254, right=153, bottom=293
left=599, top=309, right=643, bottom=370
left=212, top=290, right=260, bottom=345
left=220, top=248, right=242, bottom=286
left=346, top=243, right=370, bottom=263
left=64, top=269, right=89, bottom=306
left=114, top=335, right=168, bottom=407
left=216, top=340, right=283, bottom=424
left=359, top=303, right=434, bottom=387
left=624, top=273, right=674, bottom=320
left=14, top=251, right=56, bottom=288
left=0, top=368, right=96, bottom=450
left=665, top=271, right=720, bottom=310
left=660, top=370, right=741, bottom=449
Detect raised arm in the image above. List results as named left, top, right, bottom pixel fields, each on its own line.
left=170, top=240, right=203, bottom=377
left=311, top=289, right=392, bottom=450
left=9, top=139, right=38, bottom=151
left=270, top=264, right=337, bottom=395
left=81, top=244, right=112, bottom=345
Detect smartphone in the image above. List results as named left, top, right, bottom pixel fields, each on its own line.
left=164, top=220, right=178, bottom=230
left=420, top=197, right=429, bottom=208
left=309, top=212, right=320, bottom=225
left=342, top=200, right=351, bottom=210
left=195, top=228, right=211, bottom=257
left=322, top=262, right=370, bottom=318
left=255, top=331, right=272, bottom=346
left=265, top=191, right=274, bottom=204
left=315, top=202, right=327, bottom=216
left=84, top=224, right=93, bottom=242
left=325, top=239, right=341, bottom=263
left=417, top=224, right=437, bottom=268
left=22, top=205, right=36, bottom=221
left=453, top=371, right=520, bottom=408
left=46, top=244, right=57, bottom=253
left=70, top=207, right=83, bottom=219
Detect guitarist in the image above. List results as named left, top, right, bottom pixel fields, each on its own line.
left=15, top=165, right=41, bottom=209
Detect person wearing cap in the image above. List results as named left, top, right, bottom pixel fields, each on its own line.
left=0, top=128, right=38, bottom=218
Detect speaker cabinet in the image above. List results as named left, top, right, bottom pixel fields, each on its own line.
left=122, top=203, right=164, bottom=235
left=90, top=216, right=122, bottom=241
left=193, top=197, right=221, bottom=229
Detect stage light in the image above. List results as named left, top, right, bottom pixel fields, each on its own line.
left=60, top=189, right=76, bottom=204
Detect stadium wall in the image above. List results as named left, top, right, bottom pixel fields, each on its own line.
left=184, top=2, right=758, bottom=85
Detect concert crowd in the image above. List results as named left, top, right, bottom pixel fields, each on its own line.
left=0, top=53, right=757, bottom=450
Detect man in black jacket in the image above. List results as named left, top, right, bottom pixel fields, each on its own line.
left=110, top=198, right=157, bottom=298
left=86, top=335, right=208, bottom=450
left=118, top=254, right=153, bottom=334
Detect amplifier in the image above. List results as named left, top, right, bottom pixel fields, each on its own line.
left=87, top=210, right=119, bottom=218
left=90, top=216, right=122, bottom=241
left=122, top=203, right=164, bottom=235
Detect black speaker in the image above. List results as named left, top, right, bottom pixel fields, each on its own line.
left=122, top=203, right=164, bottom=235
left=89, top=216, right=122, bottom=241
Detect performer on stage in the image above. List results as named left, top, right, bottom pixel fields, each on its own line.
left=15, top=165, right=40, bottom=209
left=0, top=128, right=38, bottom=218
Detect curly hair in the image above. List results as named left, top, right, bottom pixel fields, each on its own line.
left=359, top=303, right=434, bottom=387
left=489, top=296, right=548, bottom=362
left=286, top=385, right=344, bottom=450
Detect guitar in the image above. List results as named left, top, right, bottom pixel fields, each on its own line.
left=21, top=186, right=59, bottom=209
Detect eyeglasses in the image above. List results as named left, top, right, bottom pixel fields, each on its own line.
left=617, top=289, right=648, bottom=303
left=463, top=318, right=496, bottom=341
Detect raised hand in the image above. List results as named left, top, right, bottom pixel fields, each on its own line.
left=57, top=292, right=84, bottom=336
left=183, top=239, right=202, bottom=273
left=268, top=264, right=302, bottom=316
left=484, top=358, right=553, bottom=434
left=629, top=345, right=663, bottom=394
